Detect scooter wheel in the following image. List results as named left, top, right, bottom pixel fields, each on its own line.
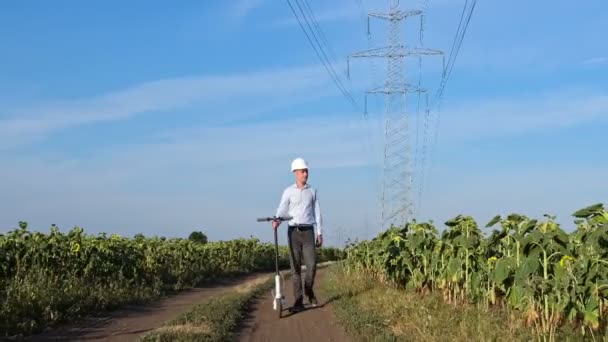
left=277, top=300, right=282, bottom=318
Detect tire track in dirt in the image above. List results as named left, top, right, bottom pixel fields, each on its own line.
left=237, top=268, right=350, bottom=342
left=28, top=273, right=272, bottom=342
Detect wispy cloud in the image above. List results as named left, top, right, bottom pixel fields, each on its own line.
left=232, top=0, right=266, bottom=21
left=455, top=45, right=552, bottom=70
left=76, top=112, right=383, bottom=175
left=581, top=56, right=608, bottom=65
left=272, top=0, right=457, bottom=28
left=421, top=165, right=607, bottom=231
left=0, top=65, right=333, bottom=149
left=2, top=91, right=605, bottom=240
left=437, top=90, right=608, bottom=143
left=273, top=6, right=359, bottom=27
left=1, top=87, right=606, bottom=242
left=0, top=112, right=382, bottom=241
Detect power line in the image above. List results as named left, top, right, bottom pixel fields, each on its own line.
left=288, top=0, right=353, bottom=103
left=285, top=0, right=360, bottom=111
left=418, top=0, right=477, bottom=216
left=300, top=0, right=338, bottom=64
left=352, top=0, right=381, bottom=120
left=431, top=0, right=477, bottom=108
left=353, top=0, right=383, bottom=233
left=430, top=0, right=477, bottom=159
left=289, top=0, right=382, bottom=232
left=300, top=0, right=360, bottom=109
left=415, top=0, right=432, bottom=217
left=413, top=3, right=427, bottom=219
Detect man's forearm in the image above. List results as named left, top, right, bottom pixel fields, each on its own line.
left=315, top=197, right=322, bottom=236
left=276, top=189, right=289, bottom=218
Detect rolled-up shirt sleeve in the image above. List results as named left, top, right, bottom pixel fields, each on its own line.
left=314, top=189, right=322, bottom=236
left=275, top=188, right=290, bottom=219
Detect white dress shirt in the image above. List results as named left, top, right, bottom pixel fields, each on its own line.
left=275, top=183, right=323, bottom=236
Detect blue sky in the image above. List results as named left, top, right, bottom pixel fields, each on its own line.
left=1, top=0, right=607, bottom=246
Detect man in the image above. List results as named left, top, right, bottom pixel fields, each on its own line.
left=273, top=157, right=323, bottom=313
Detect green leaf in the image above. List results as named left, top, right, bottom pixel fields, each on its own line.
left=522, top=230, right=542, bottom=255
left=486, top=215, right=501, bottom=228
left=493, top=259, right=511, bottom=284
left=584, top=309, right=600, bottom=330
left=453, top=235, right=465, bottom=248
left=506, top=284, right=531, bottom=311
left=447, top=258, right=461, bottom=278
left=470, top=271, right=482, bottom=292
left=573, top=203, right=604, bottom=218
left=515, top=257, right=539, bottom=281
left=523, top=219, right=538, bottom=234
left=553, top=263, right=566, bottom=282
left=553, top=229, right=569, bottom=246
left=567, top=307, right=578, bottom=322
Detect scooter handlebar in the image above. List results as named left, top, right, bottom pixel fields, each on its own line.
left=256, top=216, right=293, bottom=222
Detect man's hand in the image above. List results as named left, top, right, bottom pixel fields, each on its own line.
left=272, top=219, right=280, bottom=230
left=316, top=234, right=323, bottom=247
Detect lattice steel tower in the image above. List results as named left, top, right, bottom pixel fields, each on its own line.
left=349, top=0, right=443, bottom=230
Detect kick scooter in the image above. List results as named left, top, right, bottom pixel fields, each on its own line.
left=256, top=215, right=292, bottom=318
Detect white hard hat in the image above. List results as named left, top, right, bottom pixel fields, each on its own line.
left=291, top=158, right=309, bottom=172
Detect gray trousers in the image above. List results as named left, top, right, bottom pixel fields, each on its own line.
left=287, top=226, right=317, bottom=304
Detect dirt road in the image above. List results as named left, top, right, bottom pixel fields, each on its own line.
left=238, top=268, right=350, bottom=342
left=29, top=273, right=271, bottom=342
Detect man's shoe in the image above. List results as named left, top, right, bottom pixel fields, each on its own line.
left=289, top=298, right=305, bottom=313
left=308, top=296, right=318, bottom=307
left=288, top=303, right=305, bottom=313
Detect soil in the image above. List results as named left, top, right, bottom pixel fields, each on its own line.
left=27, top=273, right=270, bottom=342
left=24, top=265, right=350, bottom=342
left=237, top=268, right=350, bottom=342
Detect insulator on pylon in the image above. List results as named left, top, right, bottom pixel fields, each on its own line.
left=347, top=57, right=350, bottom=80
left=420, top=15, right=425, bottom=45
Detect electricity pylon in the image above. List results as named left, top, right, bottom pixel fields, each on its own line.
left=348, top=0, right=444, bottom=231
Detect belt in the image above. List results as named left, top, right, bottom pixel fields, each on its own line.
left=288, top=224, right=313, bottom=232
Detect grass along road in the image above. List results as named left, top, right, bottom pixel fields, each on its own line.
left=30, top=263, right=334, bottom=341
left=323, top=265, right=533, bottom=341
left=30, top=272, right=273, bottom=342
left=1, top=222, right=344, bottom=338
left=141, top=275, right=273, bottom=342
left=237, top=265, right=349, bottom=342
left=322, top=264, right=600, bottom=341
left=141, top=262, right=341, bottom=342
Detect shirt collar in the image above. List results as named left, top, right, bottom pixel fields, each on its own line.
left=293, top=183, right=310, bottom=189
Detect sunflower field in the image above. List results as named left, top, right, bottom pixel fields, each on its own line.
left=0, top=222, right=343, bottom=336
left=343, top=203, right=608, bottom=338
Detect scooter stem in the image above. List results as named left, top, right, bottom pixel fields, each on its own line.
left=274, top=225, right=280, bottom=276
